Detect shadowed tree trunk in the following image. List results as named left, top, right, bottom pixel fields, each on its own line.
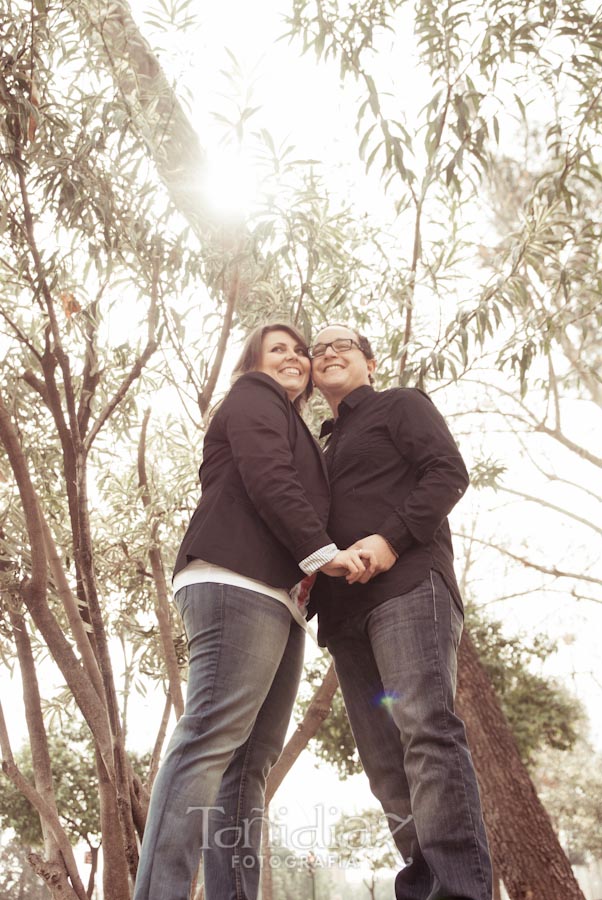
left=266, top=663, right=339, bottom=804
left=457, top=631, right=585, bottom=900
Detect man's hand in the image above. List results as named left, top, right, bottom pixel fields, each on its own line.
left=320, top=548, right=373, bottom=584
left=348, top=534, right=398, bottom=583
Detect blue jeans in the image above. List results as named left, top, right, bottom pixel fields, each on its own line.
left=133, top=583, right=304, bottom=900
left=326, top=571, right=492, bottom=900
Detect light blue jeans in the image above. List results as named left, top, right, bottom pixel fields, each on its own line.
left=133, top=582, right=304, bottom=900
left=326, top=571, right=492, bottom=900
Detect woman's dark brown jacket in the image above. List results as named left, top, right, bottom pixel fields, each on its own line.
left=173, top=372, right=331, bottom=590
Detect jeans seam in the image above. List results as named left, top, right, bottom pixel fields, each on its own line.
left=429, top=569, right=438, bottom=623
left=233, top=732, right=254, bottom=899
left=430, top=574, right=489, bottom=899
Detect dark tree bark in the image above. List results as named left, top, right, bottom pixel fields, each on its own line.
left=457, top=631, right=585, bottom=900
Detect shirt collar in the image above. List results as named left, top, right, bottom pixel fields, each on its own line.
left=319, top=385, right=374, bottom=437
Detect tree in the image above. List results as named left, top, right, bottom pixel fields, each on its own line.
left=331, top=808, right=397, bottom=900
left=457, top=631, right=585, bottom=900
left=534, top=740, right=602, bottom=866
left=2, top=0, right=601, bottom=897
left=0, top=838, right=50, bottom=900
left=0, top=721, right=149, bottom=897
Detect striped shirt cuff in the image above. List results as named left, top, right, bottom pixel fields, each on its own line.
left=299, top=543, right=338, bottom=575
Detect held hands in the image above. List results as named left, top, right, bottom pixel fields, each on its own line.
left=319, top=534, right=397, bottom=584
left=348, top=534, right=397, bottom=584
left=320, top=548, right=374, bottom=584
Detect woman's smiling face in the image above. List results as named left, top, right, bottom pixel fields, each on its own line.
left=257, top=329, right=311, bottom=402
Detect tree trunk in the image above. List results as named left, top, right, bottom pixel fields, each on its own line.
left=7, top=609, right=88, bottom=900
left=86, top=846, right=99, bottom=898
left=96, top=748, right=131, bottom=900
left=266, top=664, right=339, bottom=804
left=456, top=630, right=585, bottom=900
left=75, top=0, right=207, bottom=235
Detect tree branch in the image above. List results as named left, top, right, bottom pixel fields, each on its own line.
left=197, top=256, right=240, bottom=415
left=0, top=703, right=88, bottom=900
left=75, top=0, right=209, bottom=235
left=0, top=392, right=115, bottom=777
left=84, top=262, right=160, bottom=452
left=147, top=692, right=173, bottom=791
left=137, top=408, right=184, bottom=719
left=265, top=662, right=339, bottom=804
left=498, top=485, right=602, bottom=538
left=454, top=532, right=601, bottom=587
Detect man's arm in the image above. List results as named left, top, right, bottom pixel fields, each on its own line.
left=351, top=388, right=469, bottom=582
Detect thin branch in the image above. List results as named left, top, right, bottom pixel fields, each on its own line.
left=83, top=261, right=160, bottom=452
left=0, top=307, right=43, bottom=361
left=147, top=692, right=173, bottom=790
left=158, top=300, right=206, bottom=405
left=535, top=423, right=602, bottom=469
left=39, top=510, right=105, bottom=701
left=548, top=354, right=561, bottom=431
left=83, top=339, right=157, bottom=452
left=137, top=408, right=184, bottom=718
left=198, top=255, right=240, bottom=415
left=511, top=431, right=602, bottom=504
left=454, top=532, right=601, bottom=587
left=15, top=149, right=81, bottom=453
left=498, top=486, right=602, bottom=538
left=77, top=296, right=104, bottom=439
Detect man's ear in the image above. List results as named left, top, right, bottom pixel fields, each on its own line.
left=367, top=357, right=377, bottom=375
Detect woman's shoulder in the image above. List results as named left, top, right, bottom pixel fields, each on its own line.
left=228, top=372, right=290, bottom=404
left=214, top=372, right=293, bottom=426
left=230, top=372, right=288, bottom=400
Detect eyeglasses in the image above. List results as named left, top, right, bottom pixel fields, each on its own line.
left=309, top=338, right=363, bottom=359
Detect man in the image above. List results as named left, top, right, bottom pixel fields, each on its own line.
left=309, top=323, right=492, bottom=900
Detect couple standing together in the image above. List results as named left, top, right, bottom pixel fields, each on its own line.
left=134, top=322, right=493, bottom=900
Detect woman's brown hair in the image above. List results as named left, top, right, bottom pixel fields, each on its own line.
left=231, top=322, right=313, bottom=410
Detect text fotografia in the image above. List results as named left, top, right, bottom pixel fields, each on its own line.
left=235, top=853, right=361, bottom=870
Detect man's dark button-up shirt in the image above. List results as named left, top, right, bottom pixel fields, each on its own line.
left=312, top=384, right=469, bottom=644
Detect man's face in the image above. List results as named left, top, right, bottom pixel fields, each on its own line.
left=311, top=325, right=376, bottom=402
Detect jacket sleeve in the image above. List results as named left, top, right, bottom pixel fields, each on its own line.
left=378, top=389, right=469, bottom=554
left=223, top=377, right=333, bottom=563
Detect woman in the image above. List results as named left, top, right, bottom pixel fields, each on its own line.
left=134, top=323, right=365, bottom=900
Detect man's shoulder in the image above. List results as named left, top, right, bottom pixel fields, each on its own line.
left=372, top=385, right=433, bottom=407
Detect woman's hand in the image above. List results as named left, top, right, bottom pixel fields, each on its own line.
left=320, top=548, right=375, bottom=583
left=347, top=534, right=398, bottom=583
